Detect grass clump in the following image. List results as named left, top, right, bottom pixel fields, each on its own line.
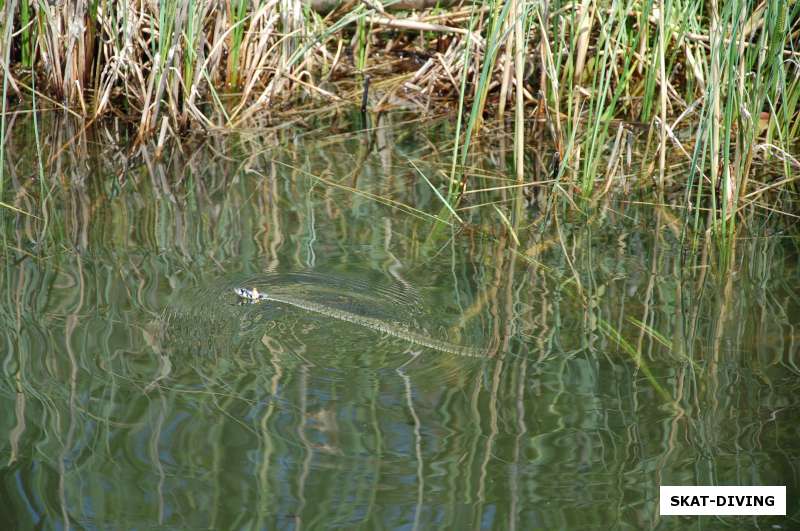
left=0, top=0, right=798, bottom=242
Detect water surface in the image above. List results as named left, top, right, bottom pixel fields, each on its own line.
left=1, top=113, right=798, bottom=529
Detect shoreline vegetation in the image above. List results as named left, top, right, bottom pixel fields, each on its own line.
left=1, top=0, right=798, bottom=254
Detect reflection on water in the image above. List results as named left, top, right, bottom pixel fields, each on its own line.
left=1, top=113, right=798, bottom=528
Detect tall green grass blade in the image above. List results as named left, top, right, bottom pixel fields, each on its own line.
left=409, top=159, right=463, bottom=224
left=460, top=0, right=513, bottom=166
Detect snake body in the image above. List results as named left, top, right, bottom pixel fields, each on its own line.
left=234, top=287, right=488, bottom=358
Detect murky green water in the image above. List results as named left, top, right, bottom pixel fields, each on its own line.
left=1, top=113, right=798, bottom=528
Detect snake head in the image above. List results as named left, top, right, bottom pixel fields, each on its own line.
left=234, top=287, right=266, bottom=301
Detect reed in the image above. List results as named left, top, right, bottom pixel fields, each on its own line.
left=0, top=0, right=797, bottom=232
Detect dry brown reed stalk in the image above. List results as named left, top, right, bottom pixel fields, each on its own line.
left=1, top=0, right=22, bottom=97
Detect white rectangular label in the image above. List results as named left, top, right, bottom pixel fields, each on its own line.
left=660, top=486, right=786, bottom=515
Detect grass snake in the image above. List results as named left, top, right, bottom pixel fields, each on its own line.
left=234, top=287, right=491, bottom=358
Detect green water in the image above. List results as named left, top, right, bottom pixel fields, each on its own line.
left=1, top=114, right=798, bottom=529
